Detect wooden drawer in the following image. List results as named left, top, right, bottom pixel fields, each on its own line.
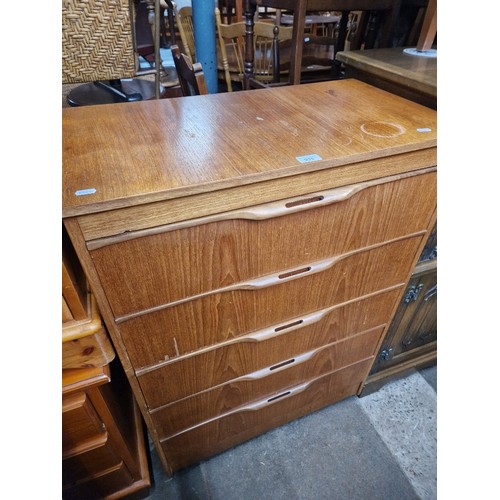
left=139, top=288, right=401, bottom=407
left=149, top=326, right=383, bottom=437
left=62, top=328, right=115, bottom=369
left=160, top=359, right=372, bottom=471
left=62, top=462, right=134, bottom=500
left=119, top=234, right=424, bottom=368
left=62, top=293, right=115, bottom=369
left=62, top=438, right=121, bottom=485
left=90, top=170, right=436, bottom=318
left=62, top=392, right=105, bottom=454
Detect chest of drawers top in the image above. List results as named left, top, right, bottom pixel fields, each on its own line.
left=62, top=79, right=436, bottom=218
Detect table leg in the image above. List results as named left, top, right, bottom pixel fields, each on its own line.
left=289, top=0, right=307, bottom=85
left=244, top=2, right=256, bottom=89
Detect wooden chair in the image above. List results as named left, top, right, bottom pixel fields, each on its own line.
left=245, top=0, right=402, bottom=86
left=215, top=8, right=293, bottom=91
left=171, top=44, right=208, bottom=96
left=172, top=2, right=196, bottom=62
left=161, top=0, right=178, bottom=47
left=217, top=0, right=238, bottom=24
left=62, top=0, right=165, bottom=105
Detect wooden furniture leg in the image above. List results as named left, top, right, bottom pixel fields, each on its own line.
left=416, top=0, right=436, bottom=51
left=244, top=2, right=256, bottom=89
left=289, top=0, right=307, bottom=84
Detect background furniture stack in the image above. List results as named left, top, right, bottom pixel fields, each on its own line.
left=62, top=0, right=166, bottom=106
left=336, top=45, right=437, bottom=109
left=62, top=79, right=436, bottom=475
left=62, top=227, right=151, bottom=499
left=244, top=0, right=402, bottom=86
left=336, top=0, right=437, bottom=390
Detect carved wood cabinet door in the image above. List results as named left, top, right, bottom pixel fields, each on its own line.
left=369, top=264, right=437, bottom=375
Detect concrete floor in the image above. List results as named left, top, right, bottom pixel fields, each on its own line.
left=143, top=366, right=437, bottom=500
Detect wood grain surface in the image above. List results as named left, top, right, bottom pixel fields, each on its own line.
left=77, top=151, right=436, bottom=242
left=336, top=48, right=437, bottom=98
left=62, top=80, right=436, bottom=217
left=147, top=325, right=384, bottom=423
left=90, top=170, right=436, bottom=318
left=159, top=359, right=371, bottom=471
left=119, top=234, right=424, bottom=369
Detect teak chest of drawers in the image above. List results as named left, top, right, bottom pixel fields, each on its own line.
left=62, top=79, right=437, bottom=475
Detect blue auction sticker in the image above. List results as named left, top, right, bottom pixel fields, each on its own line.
left=296, top=154, right=322, bottom=164
left=75, top=188, right=97, bottom=196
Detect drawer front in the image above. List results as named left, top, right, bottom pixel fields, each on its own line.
left=149, top=325, right=383, bottom=437
left=140, top=289, right=401, bottom=407
left=62, top=439, right=121, bottom=485
left=91, top=170, right=436, bottom=318
left=62, top=392, right=105, bottom=454
left=160, top=359, right=371, bottom=472
left=62, top=462, right=133, bottom=500
left=120, top=234, right=423, bottom=368
left=62, top=328, right=115, bottom=369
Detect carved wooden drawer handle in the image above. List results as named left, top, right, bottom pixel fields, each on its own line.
left=241, top=350, right=318, bottom=381
left=241, top=381, right=311, bottom=412
left=231, top=183, right=365, bottom=220
left=89, top=182, right=370, bottom=250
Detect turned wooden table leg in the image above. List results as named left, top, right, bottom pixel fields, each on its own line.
left=243, top=2, right=256, bottom=89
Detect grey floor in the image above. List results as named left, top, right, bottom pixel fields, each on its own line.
left=143, top=366, right=437, bottom=500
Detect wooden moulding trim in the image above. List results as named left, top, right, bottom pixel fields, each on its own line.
left=159, top=356, right=374, bottom=442
left=87, top=166, right=437, bottom=250
left=62, top=365, right=111, bottom=396
left=62, top=392, right=86, bottom=412
left=62, top=461, right=126, bottom=491
left=62, top=294, right=103, bottom=342
left=363, top=346, right=437, bottom=388
left=116, top=231, right=426, bottom=325
left=62, top=431, right=109, bottom=460
left=137, top=285, right=403, bottom=376
left=148, top=325, right=385, bottom=414
left=413, top=258, right=437, bottom=275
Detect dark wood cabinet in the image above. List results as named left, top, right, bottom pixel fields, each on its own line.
left=362, top=224, right=437, bottom=393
